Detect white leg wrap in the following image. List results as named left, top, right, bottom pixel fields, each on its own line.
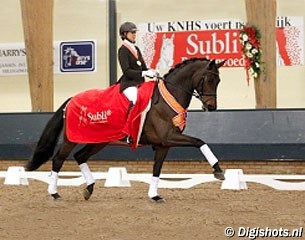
left=48, top=171, right=58, bottom=195
left=148, top=176, right=159, bottom=198
left=200, top=144, right=218, bottom=167
left=79, top=163, right=95, bottom=185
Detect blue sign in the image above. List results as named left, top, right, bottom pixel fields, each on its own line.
left=60, top=41, right=95, bottom=72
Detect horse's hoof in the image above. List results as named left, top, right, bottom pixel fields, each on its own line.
left=213, top=170, right=225, bottom=180
left=83, top=189, right=92, bottom=201
left=83, top=183, right=95, bottom=201
left=51, top=193, right=62, bottom=200
left=151, top=195, right=166, bottom=203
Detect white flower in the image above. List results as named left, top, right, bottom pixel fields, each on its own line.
left=251, top=48, right=258, bottom=55
left=249, top=66, right=259, bottom=79
left=245, top=43, right=252, bottom=50
left=241, top=33, right=248, bottom=42
left=255, top=62, right=260, bottom=68
left=249, top=67, right=254, bottom=75
left=246, top=52, right=253, bottom=58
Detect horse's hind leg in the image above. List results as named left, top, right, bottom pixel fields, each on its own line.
left=48, top=138, right=76, bottom=200
left=148, top=145, right=169, bottom=203
left=74, top=143, right=108, bottom=200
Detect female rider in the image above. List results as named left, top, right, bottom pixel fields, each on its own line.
left=118, top=21, right=158, bottom=143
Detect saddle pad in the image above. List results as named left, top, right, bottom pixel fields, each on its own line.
left=65, top=81, right=155, bottom=148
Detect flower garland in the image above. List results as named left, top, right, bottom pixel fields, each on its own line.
left=239, top=25, right=262, bottom=85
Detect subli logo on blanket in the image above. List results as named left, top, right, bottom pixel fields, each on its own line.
left=60, top=41, right=95, bottom=72
left=87, top=110, right=112, bottom=123
left=79, top=106, right=112, bottom=126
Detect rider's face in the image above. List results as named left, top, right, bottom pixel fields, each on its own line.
left=126, top=31, right=137, bottom=43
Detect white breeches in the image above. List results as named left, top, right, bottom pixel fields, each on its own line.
left=123, top=86, right=138, bottom=104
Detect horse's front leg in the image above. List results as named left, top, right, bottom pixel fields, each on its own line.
left=164, top=130, right=225, bottom=180
left=149, top=145, right=169, bottom=203
left=199, top=143, right=225, bottom=180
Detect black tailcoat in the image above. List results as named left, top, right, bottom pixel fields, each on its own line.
left=118, top=44, right=148, bottom=92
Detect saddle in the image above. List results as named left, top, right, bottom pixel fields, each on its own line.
left=65, top=81, right=156, bottom=149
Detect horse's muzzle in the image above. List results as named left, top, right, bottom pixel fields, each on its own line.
left=201, top=95, right=217, bottom=112
left=202, top=104, right=216, bottom=111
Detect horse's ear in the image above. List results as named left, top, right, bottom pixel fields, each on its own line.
left=216, top=60, right=227, bottom=68
left=207, top=59, right=216, bottom=70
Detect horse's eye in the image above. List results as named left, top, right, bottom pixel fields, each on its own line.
left=207, top=78, right=214, bottom=83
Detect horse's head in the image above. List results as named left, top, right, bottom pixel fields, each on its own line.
left=193, top=59, right=226, bottom=111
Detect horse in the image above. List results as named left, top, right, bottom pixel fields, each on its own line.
left=25, top=58, right=226, bottom=203
left=63, top=47, right=80, bottom=67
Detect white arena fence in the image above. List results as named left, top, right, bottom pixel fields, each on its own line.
left=1, top=166, right=305, bottom=190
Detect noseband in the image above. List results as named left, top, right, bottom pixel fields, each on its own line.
left=193, top=70, right=219, bottom=100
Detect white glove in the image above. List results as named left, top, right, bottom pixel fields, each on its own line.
left=152, top=69, right=160, bottom=77
left=142, top=69, right=157, bottom=78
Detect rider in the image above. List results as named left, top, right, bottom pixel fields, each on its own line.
left=118, top=21, right=158, bottom=144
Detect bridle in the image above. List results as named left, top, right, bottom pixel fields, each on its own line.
left=192, top=70, right=219, bottom=100
left=159, top=69, right=219, bottom=100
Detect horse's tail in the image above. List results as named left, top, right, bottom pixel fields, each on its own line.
left=25, top=98, right=71, bottom=171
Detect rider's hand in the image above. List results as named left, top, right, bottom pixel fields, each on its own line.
left=142, top=69, right=157, bottom=78
left=151, top=69, right=160, bottom=78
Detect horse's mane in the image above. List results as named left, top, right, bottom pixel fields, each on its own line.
left=163, top=57, right=210, bottom=79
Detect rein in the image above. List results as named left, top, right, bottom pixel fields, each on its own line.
left=158, top=69, right=219, bottom=99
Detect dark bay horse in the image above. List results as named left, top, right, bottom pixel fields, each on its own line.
left=26, top=58, right=226, bottom=202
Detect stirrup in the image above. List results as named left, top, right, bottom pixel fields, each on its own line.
left=122, top=136, right=133, bottom=144
left=126, top=136, right=133, bottom=144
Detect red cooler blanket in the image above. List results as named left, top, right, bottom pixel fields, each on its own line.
left=65, top=81, right=155, bottom=149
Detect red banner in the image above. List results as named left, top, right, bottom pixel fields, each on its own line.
left=147, top=30, right=242, bottom=68
left=139, top=18, right=304, bottom=69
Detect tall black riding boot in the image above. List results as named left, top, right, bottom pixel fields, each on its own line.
left=122, top=101, right=134, bottom=144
